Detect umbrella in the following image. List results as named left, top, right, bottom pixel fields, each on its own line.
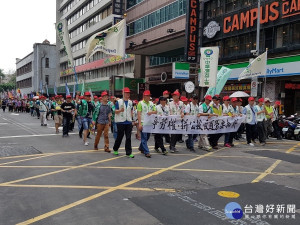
left=229, top=91, right=249, bottom=98
left=33, top=96, right=39, bottom=99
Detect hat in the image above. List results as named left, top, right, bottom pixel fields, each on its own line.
left=163, top=90, right=170, bottom=95
left=180, top=96, right=188, bottom=102
left=231, top=97, right=238, bottom=102
left=155, top=98, right=159, bottom=102
left=123, top=87, right=131, bottom=93
left=258, top=98, right=264, bottom=103
left=110, top=96, right=116, bottom=99
left=133, top=100, right=139, bottom=104
left=223, top=96, right=230, bottom=101
left=264, top=98, right=272, bottom=102
left=248, top=97, right=255, bottom=101
left=66, top=95, right=72, bottom=99
left=172, top=91, right=180, bottom=96
left=239, top=98, right=243, bottom=102
left=55, top=95, right=60, bottom=99
left=205, top=95, right=212, bottom=101
left=275, top=101, right=281, bottom=105
left=79, top=96, right=84, bottom=99
left=101, top=91, right=108, bottom=97
left=143, top=90, right=151, bottom=96
left=94, top=96, right=98, bottom=99
left=84, top=91, right=91, bottom=96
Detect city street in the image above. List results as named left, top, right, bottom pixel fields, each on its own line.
left=0, top=112, right=299, bottom=225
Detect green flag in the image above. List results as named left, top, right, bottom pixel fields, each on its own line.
left=205, top=67, right=232, bottom=96
left=81, top=80, right=85, bottom=96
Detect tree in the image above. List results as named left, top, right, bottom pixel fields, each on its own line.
left=0, top=69, right=5, bottom=84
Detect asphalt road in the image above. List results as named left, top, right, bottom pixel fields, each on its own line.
left=0, top=111, right=299, bottom=225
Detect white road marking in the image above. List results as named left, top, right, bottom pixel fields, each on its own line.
left=0, top=123, right=8, bottom=125
left=0, top=133, right=76, bottom=139
left=11, top=113, right=19, bottom=116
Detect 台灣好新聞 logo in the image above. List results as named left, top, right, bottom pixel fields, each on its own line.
left=225, top=202, right=244, bottom=219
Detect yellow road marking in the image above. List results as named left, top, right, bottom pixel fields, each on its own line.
left=286, top=144, right=299, bottom=153
left=1, top=184, right=176, bottom=192
left=16, top=150, right=218, bottom=224
left=0, top=156, right=125, bottom=186
left=273, top=173, right=300, bottom=176
left=173, top=168, right=262, bottom=174
left=0, top=155, right=54, bottom=166
left=251, top=160, right=282, bottom=183
left=218, top=191, right=240, bottom=198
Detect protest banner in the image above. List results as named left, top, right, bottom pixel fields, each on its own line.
left=143, top=115, right=246, bottom=135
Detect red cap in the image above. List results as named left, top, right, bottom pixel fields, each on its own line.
left=248, top=97, right=255, bottom=101
left=223, top=96, right=230, bottom=101
left=79, top=96, right=84, bottom=99
left=110, top=96, right=116, bottom=99
left=84, top=91, right=91, bottom=96
left=59, top=95, right=63, bottom=98
left=143, top=90, right=151, bottom=96
left=205, top=95, right=212, bottom=101
left=66, top=95, right=72, bottom=99
left=239, top=98, right=243, bottom=102
left=123, top=87, right=131, bottom=93
left=163, top=90, right=169, bottom=95
left=231, top=97, right=238, bottom=102
left=258, top=98, right=264, bottom=103
left=99, top=97, right=102, bottom=100
left=172, top=91, right=180, bottom=96
left=133, top=100, right=139, bottom=104
left=189, top=98, right=193, bottom=102
left=275, top=101, right=281, bottom=105
left=55, top=95, right=60, bottom=99
left=155, top=98, right=159, bottom=102
left=180, top=96, right=188, bottom=102
left=94, top=96, right=98, bottom=99
left=101, top=91, right=108, bottom=97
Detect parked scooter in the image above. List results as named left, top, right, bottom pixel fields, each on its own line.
left=282, top=114, right=300, bottom=140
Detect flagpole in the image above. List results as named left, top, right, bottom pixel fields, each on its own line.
left=123, top=14, right=127, bottom=97
left=264, top=48, right=268, bottom=98
left=73, top=66, right=78, bottom=92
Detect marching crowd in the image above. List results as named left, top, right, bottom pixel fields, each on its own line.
left=0, top=88, right=282, bottom=158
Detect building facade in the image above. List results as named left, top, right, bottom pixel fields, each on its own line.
left=126, top=0, right=193, bottom=97
left=56, top=0, right=143, bottom=97
left=202, top=0, right=300, bottom=115
left=16, top=40, right=57, bottom=96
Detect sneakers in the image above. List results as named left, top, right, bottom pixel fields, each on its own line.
left=212, top=146, right=219, bottom=150
left=127, top=154, right=135, bottom=158
left=190, top=148, right=196, bottom=152
left=84, top=142, right=89, bottom=146
left=94, top=145, right=98, bottom=150
left=104, top=148, right=111, bottom=153
left=224, top=143, right=232, bottom=148
left=178, top=140, right=184, bottom=143
left=145, top=153, right=151, bottom=158
left=62, top=134, right=68, bottom=138
left=170, top=147, right=176, bottom=153
left=248, top=143, right=255, bottom=147
left=230, top=143, right=234, bottom=147
left=154, top=148, right=160, bottom=153
left=113, top=151, right=119, bottom=155
left=261, top=142, right=266, bottom=146
left=204, top=146, right=213, bottom=152
left=162, top=151, right=168, bottom=155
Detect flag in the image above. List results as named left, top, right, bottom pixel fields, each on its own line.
left=54, top=82, right=57, bottom=96
left=205, top=67, right=232, bottom=96
left=40, top=82, right=43, bottom=94
left=65, top=82, right=70, bottom=96
left=73, top=83, right=76, bottom=98
left=11, top=89, right=15, bottom=97
left=46, top=84, right=49, bottom=97
left=56, top=19, right=74, bottom=67
left=81, top=80, right=85, bottom=96
left=199, top=47, right=219, bottom=87
left=30, top=92, right=34, bottom=99
left=8, top=91, right=13, bottom=99
left=89, top=88, right=93, bottom=101
left=86, top=19, right=126, bottom=61
left=238, top=51, right=267, bottom=81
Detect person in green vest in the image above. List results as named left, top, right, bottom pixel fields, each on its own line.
left=109, top=96, right=117, bottom=140
left=29, top=99, right=34, bottom=116
left=264, top=98, right=274, bottom=138
left=51, top=95, right=63, bottom=134
left=209, top=95, right=223, bottom=149
left=255, top=98, right=267, bottom=146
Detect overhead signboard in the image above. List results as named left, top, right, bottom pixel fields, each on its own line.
left=172, top=62, right=190, bottom=79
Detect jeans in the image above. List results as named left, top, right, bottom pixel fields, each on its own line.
left=63, top=116, right=71, bottom=135
left=111, top=122, right=118, bottom=139
left=82, top=117, right=92, bottom=130
left=246, top=124, right=257, bottom=144
left=113, top=123, right=132, bottom=155
left=139, top=131, right=150, bottom=155
left=257, top=121, right=266, bottom=143
left=154, top=134, right=167, bottom=152
left=224, top=132, right=234, bottom=144
left=186, top=134, right=197, bottom=150
left=76, top=116, right=82, bottom=131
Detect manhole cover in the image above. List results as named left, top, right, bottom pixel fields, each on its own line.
left=0, top=146, right=42, bottom=157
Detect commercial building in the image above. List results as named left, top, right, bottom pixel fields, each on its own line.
left=16, top=40, right=57, bottom=96
left=126, top=0, right=195, bottom=97
left=56, top=0, right=143, bottom=98
left=202, top=0, right=300, bottom=115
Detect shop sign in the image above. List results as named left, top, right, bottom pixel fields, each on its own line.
left=223, top=0, right=300, bottom=34
left=223, top=84, right=251, bottom=92
left=203, top=21, right=220, bottom=38
left=112, top=0, right=123, bottom=15
left=199, top=47, right=219, bottom=87
left=285, top=83, right=300, bottom=90
left=185, top=0, right=200, bottom=63
left=60, top=54, right=134, bottom=76
left=172, top=62, right=190, bottom=79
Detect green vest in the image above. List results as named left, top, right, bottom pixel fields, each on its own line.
left=78, top=100, right=88, bottom=117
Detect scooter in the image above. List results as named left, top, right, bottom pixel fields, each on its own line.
left=283, top=117, right=300, bottom=140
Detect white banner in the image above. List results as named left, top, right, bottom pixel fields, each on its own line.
left=86, top=19, right=126, bottom=60
left=143, top=115, right=246, bottom=134
left=56, top=19, right=74, bottom=67
left=239, top=51, right=267, bottom=81
left=199, top=47, right=219, bottom=87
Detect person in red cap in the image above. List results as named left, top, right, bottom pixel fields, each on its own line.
left=255, top=98, right=267, bottom=145
left=92, top=91, right=111, bottom=152
left=235, top=98, right=245, bottom=140
left=272, top=100, right=282, bottom=140
left=169, top=90, right=185, bottom=153
left=77, top=91, right=95, bottom=146
left=61, top=95, right=75, bottom=137
left=264, top=98, right=274, bottom=138
left=163, top=90, right=170, bottom=103
left=222, top=96, right=235, bottom=147
left=242, top=97, right=258, bottom=146
left=137, top=90, right=156, bottom=158
left=37, top=96, right=48, bottom=127
left=198, top=95, right=215, bottom=151
left=113, top=87, right=134, bottom=158
left=208, top=95, right=223, bottom=149
left=51, top=95, right=63, bottom=133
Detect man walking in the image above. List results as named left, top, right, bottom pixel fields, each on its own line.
left=38, top=96, right=48, bottom=126
left=264, top=98, right=274, bottom=138
left=113, top=87, right=134, bottom=158
left=92, top=91, right=111, bottom=152
left=51, top=95, right=63, bottom=134
left=243, top=97, right=257, bottom=147
left=61, top=95, right=75, bottom=137
left=272, top=101, right=282, bottom=140
left=255, top=98, right=267, bottom=146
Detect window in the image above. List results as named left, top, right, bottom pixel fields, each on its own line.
left=225, top=0, right=238, bottom=13
left=45, top=75, right=49, bottom=85
left=292, top=22, right=300, bottom=45
left=276, top=25, right=290, bottom=48
left=45, top=58, right=49, bottom=68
